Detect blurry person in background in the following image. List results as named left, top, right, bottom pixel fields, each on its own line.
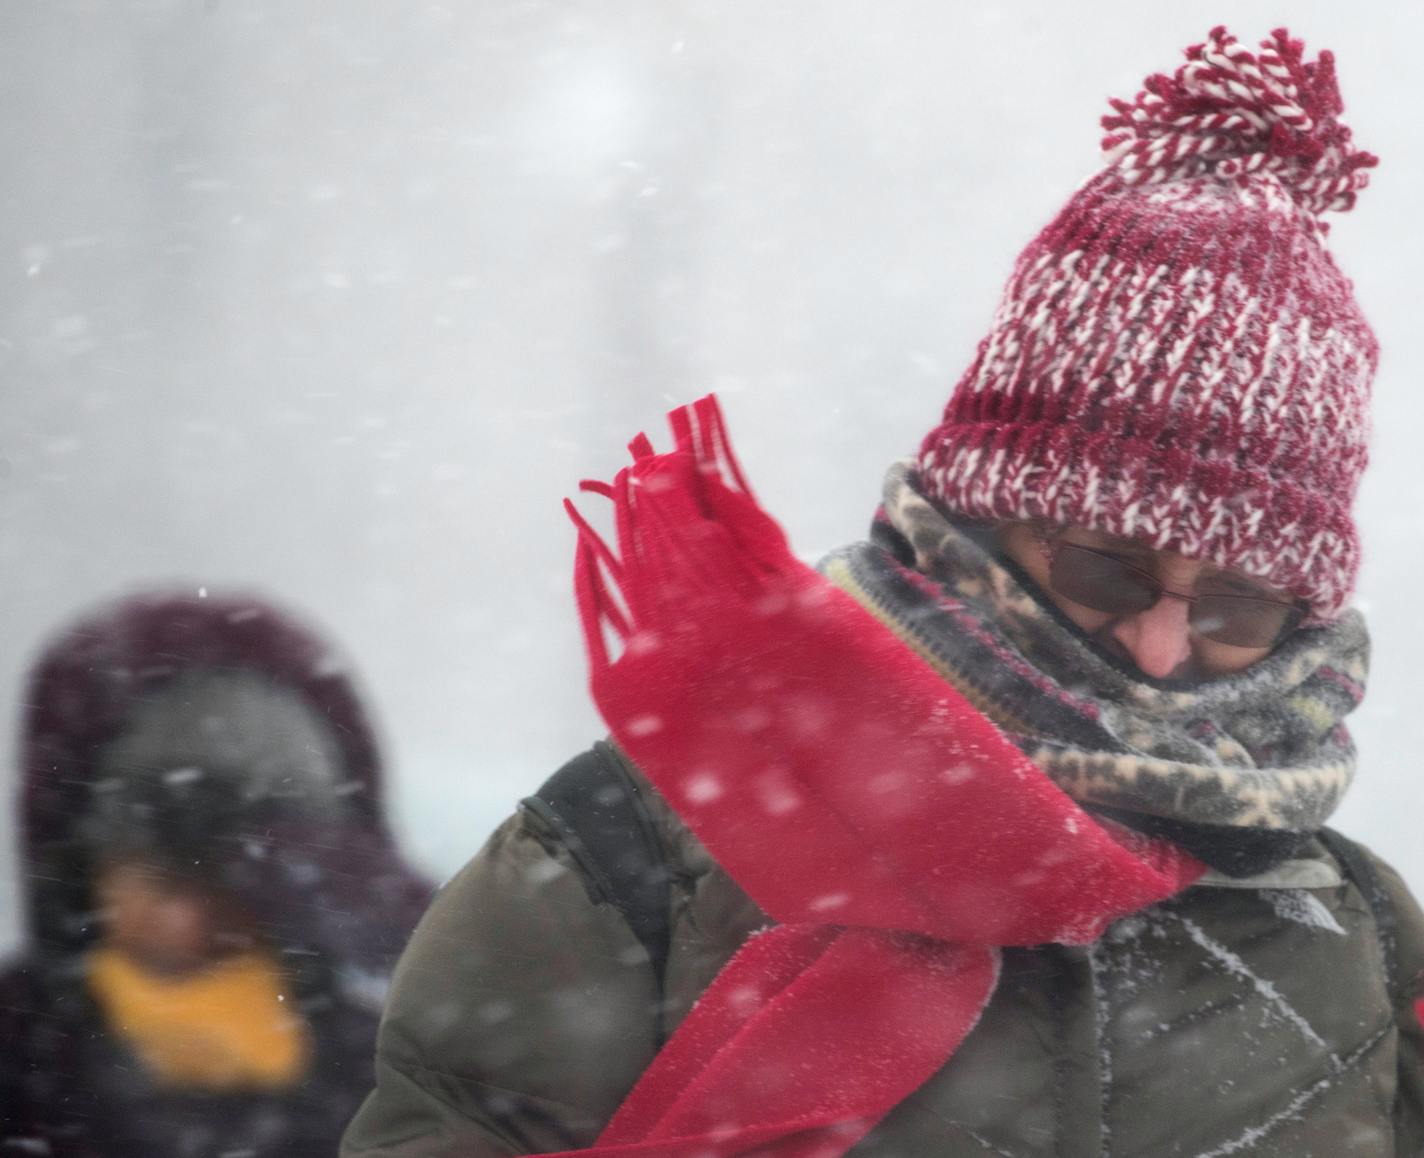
left=0, top=590, right=434, bottom=1158
left=342, top=29, right=1424, bottom=1158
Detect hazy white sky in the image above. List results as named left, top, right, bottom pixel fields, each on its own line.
left=3, top=2, right=1421, bottom=948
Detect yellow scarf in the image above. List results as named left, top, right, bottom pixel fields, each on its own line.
left=87, top=946, right=312, bottom=1091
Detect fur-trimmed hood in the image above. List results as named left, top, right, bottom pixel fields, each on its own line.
left=17, top=588, right=433, bottom=995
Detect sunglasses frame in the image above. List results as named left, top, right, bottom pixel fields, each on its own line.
left=1043, top=538, right=1305, bottom=649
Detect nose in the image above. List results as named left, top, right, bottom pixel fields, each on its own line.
left=1111, top=593, right=1193, bottom=679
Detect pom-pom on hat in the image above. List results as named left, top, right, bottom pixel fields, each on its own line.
left=918, top=28, right=1379, bottom=620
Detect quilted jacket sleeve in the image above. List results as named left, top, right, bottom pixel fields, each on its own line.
left=339, top=809, right=662, bottom=1158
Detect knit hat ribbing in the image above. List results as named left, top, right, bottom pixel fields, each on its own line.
left=918, top=28, right=1378, bottom=620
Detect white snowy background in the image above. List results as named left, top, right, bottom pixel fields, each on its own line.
left=2, top=1, right=1421, bottom=951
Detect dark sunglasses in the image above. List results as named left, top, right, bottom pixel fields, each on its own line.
left=1046, top=541, right=1304, bottom=649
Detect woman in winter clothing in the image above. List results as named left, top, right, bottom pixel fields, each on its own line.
left=0, top=590, right=435, bottom=1158
left=342, top=28, right=1424, bottom=1158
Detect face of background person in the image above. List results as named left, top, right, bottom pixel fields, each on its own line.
left=94, top=858, right=259, bottom=977
left=995, top=522, right=1288, bottom=681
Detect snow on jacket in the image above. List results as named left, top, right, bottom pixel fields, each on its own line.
left=343, top=746, right=1424, bottom=1157
left=0, top=589, right=436, bottom=1158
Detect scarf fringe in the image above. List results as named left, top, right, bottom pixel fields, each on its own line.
left=566, top=394, right=794, bottom=679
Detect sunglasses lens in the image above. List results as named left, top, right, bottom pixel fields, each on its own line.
left=1191, top=597, right=1302, bottom=649
left=1044, top=540, right=1303, bottom=649
left=1048, top=543, right=1159, bottom=615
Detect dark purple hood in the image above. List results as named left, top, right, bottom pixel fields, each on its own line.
left=18, top=588, right=434, bottom=995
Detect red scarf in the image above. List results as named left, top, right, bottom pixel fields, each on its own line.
left=548, top=397, right=1201, bottom=1158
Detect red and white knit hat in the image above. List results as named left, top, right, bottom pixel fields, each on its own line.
left=918, top=27, right=1379, bottom=620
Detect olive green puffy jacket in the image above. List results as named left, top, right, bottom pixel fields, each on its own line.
left=342, top=757, right=1424, bottom=1157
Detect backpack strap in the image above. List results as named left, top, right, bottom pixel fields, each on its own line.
left=1317, top=826, right=1400, bottom=1007
left=521, top=742, right=674, bottom=988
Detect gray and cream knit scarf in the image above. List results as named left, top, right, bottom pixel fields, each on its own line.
left=819, top=462, right=1370, bottom=876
